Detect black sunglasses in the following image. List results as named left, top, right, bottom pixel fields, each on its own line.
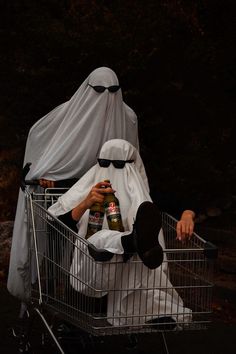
left=88, top=83, right=120, bottom=93
left=97, top=158, right=134, bottom=169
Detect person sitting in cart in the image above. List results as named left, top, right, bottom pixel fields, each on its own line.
left=48, top=139, right=194, bottom=327
left=48, top=138, right=195, bottom=268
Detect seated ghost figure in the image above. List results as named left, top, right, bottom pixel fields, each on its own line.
left=48, top=139, right=194, bottom=327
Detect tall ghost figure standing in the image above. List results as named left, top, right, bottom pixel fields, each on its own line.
left=7, top=67, right=140, bottom=300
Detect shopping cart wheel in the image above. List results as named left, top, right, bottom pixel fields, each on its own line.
left=55, top=321, right=100, bottom=354
left=12, top=316, right=34, bottom=354
left=125, top=334, right=138, bottom=349
left=18, top=339, right=33, bottom=354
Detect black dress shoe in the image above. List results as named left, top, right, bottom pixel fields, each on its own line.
left=133, top=201, right=163, bottom=269
left=87, top=243, right=114, bottom=262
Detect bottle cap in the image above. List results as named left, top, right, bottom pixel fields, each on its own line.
left=103, top=179, right=110, bottom=184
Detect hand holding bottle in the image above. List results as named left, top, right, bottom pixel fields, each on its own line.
left=85, top=181, right=115, bottom=239
left=103, top=179, right=124, bottom=232
left=83, top=181, right=115, bottom=209
left=71, top=181, right=114, bottom=222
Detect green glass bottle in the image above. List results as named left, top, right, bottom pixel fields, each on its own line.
left=86, top=185, right=106, bottom=239
left=104, top=179, right=124, bottom=232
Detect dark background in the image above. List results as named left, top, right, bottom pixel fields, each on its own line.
left=0, top=0, right=236, bottom=221
left=0, top=1, right=236, bottom=352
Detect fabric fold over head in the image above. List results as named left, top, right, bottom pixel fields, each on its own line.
left=25, top=67, right=139, bottom=181
left=8, top=68, right=139, bottom=301
left=48, top=139, right=150, bottom=234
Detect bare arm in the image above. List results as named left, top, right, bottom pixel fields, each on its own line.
left=176, top=209, right=195, bottom=241
left=71, top=181, right=114, bottom=221
left=39, top=179, right=55, bottom=188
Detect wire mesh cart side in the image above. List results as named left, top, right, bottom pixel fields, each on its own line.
left=23, top=190, right=218, bottom=354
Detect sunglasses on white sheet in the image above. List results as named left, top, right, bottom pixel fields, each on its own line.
left=88, top=84, right=120, bottom=93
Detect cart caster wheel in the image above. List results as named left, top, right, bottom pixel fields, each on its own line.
left=12, top=325, right=33, bottom=354
left=126, top=334, right=138, bottom=349
left=18, top=339, right=33, bottom=354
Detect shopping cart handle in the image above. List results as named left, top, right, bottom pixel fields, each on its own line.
left=21, top=162, right=39, bottom=191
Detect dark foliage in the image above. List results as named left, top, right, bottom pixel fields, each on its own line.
left=0, top=0, right=236, bottom=219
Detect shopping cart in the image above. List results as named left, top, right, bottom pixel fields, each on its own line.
left=18, top=187, right=218, bottom=354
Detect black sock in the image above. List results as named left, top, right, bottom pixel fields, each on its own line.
left=121, top=234, right=136, bottom=262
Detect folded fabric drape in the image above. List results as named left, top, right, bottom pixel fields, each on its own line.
left=8, top=67, right=139, bottom=301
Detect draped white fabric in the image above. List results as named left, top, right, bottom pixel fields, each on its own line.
left=48, top=138, right=150, bottom=233
left=106, top=254, right=192, bottom=326
left=24, top=67, right=139, bottom=181
left=49, top=139, right=191, bottom=326
left=8, top=67, right=139, bottom=300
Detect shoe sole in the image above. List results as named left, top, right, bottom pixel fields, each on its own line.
left=134, top=201, right=163, bottom=269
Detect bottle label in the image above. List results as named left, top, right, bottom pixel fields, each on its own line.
left=105, top=202, right=122, bottom=222
left=88, top=210, right=104, bottom=231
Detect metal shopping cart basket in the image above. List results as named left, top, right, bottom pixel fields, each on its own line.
left=19, top=187, right=218, bottom=354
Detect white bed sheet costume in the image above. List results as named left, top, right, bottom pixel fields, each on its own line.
left=7, top=67, right=139, bottom=301
left=48, top=139, right=192, bottom=327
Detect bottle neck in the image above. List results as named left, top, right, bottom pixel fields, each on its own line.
left=102, top=179, right=115, bottom=197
